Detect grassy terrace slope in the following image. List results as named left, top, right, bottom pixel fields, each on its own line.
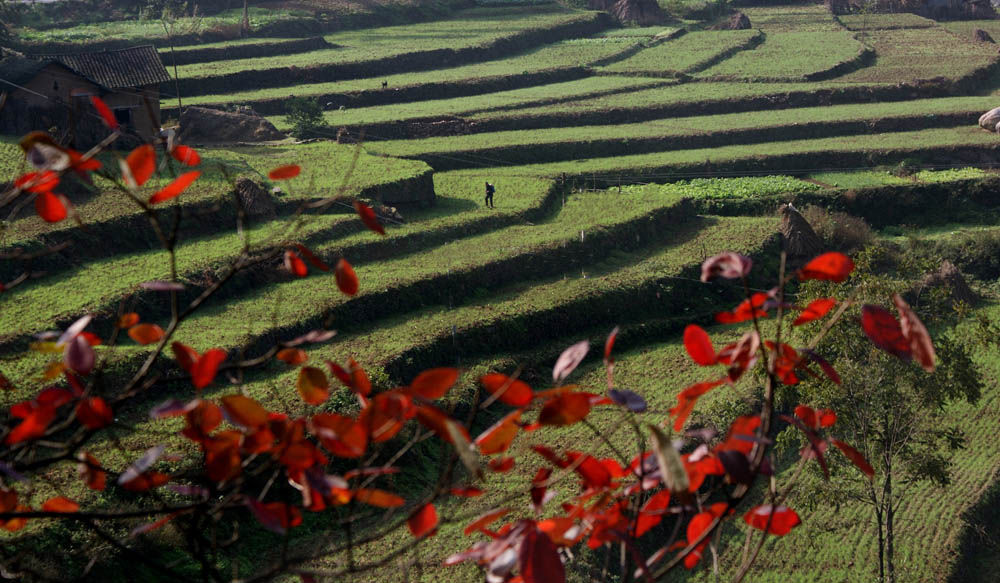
left=598, top=29, right=761, bottom=76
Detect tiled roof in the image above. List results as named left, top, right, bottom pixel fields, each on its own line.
left=0, top=48, right=51, bottom=88
left=41, top=45, right=171, bottom=89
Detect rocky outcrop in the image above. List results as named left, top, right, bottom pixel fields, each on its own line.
left=978, top=106, right=1000, bottom=131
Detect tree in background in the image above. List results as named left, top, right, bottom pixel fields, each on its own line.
left=286, top=97, right=331, bottom=140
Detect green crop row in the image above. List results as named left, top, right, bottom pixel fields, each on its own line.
left=741, top=4, right=844, bottom=32
left=839, top=27, right=998, bottom=83
left=697, top=31, right=864, bottom=80
left=838, top=12, right=938, bottom=31
left=599, top=30, right=759, bottom=75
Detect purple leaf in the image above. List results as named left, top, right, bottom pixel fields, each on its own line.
left=167, top=484, right=209, bottom=498
left=58, top=315, right=92, bottom=347
left=608, top=388, right=647, bottom=413
left=118, top=445, right=165, bottom=485
left=141, top=281, right=185, bottom=292
left=285, top=329, right=337, bottom=347
left=553, top=340, right=589, bottom=383
left=64, top=335, right=95, bottom=375
left=150, top=398, right=199, bottom=419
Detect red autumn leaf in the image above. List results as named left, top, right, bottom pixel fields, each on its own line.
left=520, top=527, right=565, bottom=583
left=123, top=144, right=155, bottom=187
left=117, top=312, right=141, bottom=329
left=450, top=487, right=484, bottom=497
left=538, top=392, right=591, bottom=426
left=335, top=258, right=359, bottom=296
left=77, top=452, right=106, bottom=491
left=408, top=503, right=438, bottom=538
left=683, top=324, right=716, bottom=366
left=463, top=508, right=509, bottom=535
left=181, top=401, right=223, bottom=442
left=284, top=250, right=308, bottom=278
left=192, top=348, right=226, bottom=390
left=409, top=367, right=460, bottom=400
left=799, top=252, right=854, bottom=283
left=5, top=404, right=57, bottom=444
left=353, top=200, right=385, bottom=235
left=170, top=144, right=200, bottom=166
left=414, top=403, right=470, bottom=444
left=35, top=191, right=67, bottom=223
left=276, top=348, right=308, bottom=366
left=90, top=96, right=118, bottom=131
left=565, top=452, right=611, bottom=489
left=120, top=471, right=170, bottom=492
left=268, top=165, right=301, bottom=180
left=15, top=170, right=59, bottom=193
left=149, top=170, right=200, bottom=205
left=893, top=293, right=936, bottom=372
left=635, top=489, right=671, bottom=537
left=682, top=502, right=729, bottom=569
left=247, top=499, right=302, bottom=534
left=480, top=373, right=533, bottom=407
left=171, top=342, right=199, bottom=373
left=128, top=323, right=165, bottom=345
left=310, top=413, right=367, bottom=458
left=360, top=391, right=415, bottom=442
left=297, top=366, right=330, bottom=405
left=794, top=405, right=818, bottom=429
left=295, top=244, right=330, bottom=271
left=715, top=292, right=770, bottom=324
left=701, top=252, right=752, bottom=282
left=804, top=350, right=841, bottom=385
left=793, top=298, right=836, bottom=326
left=488, top=457, right=515, bottom=472
left=531, top=467, right=552, bottom=510
left=818, top=408, right=837, bottom=428
left=669, top=379, right=724, bottom=431
left=76, top=397, right=112, bottom=429
left=861, top=305, right=911, bottom=360
left=353, top=488, right=404, bottom=508
left=67, top=149, right=101, bottom=173
left=604, top=326, right=619, bottom=365
left=474, top=410, right=521, bottom=455
left=204, top=431, right=242, bottom=482
left=832, top=439, right=875, bottom=478
left=42, top=496, right=79, bottom=513
left=743, top=505, right=801, bottom=536
left=220, top=395, right=269, bottom=428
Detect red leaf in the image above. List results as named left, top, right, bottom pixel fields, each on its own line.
left=861, top=305, right=911, bottom=360
left=604, top=326, right=619, bottom=364
left=463, top=508, right=509, bottom=535
left=353, top=200, right=385, bottom=235
left=77, top=452, right=106, bottom=491
left=284, top=250, right=308, bottom=278
left=35, top=191, right=67, bottom=222
left=149, top=170, right=200, bottom=204
left=488, top=457, right=515, bottom=472
left=832, top=439, right=875, bottom=478
left=683, top=325, right=716, bottom=366
left=15, top=171, right=59, bottom=193
left=220, top=395, right=268, bottom=428
left=799, top=252, right=854, bottom=283
left=76, top=397, right=112, bottom=429
left=276, top=348, right=308, bottom=366
left=360, top=391, right=414, bottom=442
left=335, top=258, right=358, bottom=296
left=268, top=165, right=301, bottom=180
left=5, top=404, right=56, bottom=444
left=715, top=292, right=770, bottom=324
left=353, top=488, right=404, bottom=508
left=475, top=410, right=521, bottom=455
left=531, top=467, right=552, bottom=510
left=171, top=342, right=199, bottom=373
left=311, top=413, right=367, bottom=458
left=247, top=499, right=302, bottom=534
left=409, top=367, right=459, bottom=400
left=123, top=144, right=155, bottom=188
left=670, top=379, right=724, bottom=431
left=793, top=298, right=836, bottom=326
left=192, top=348, right=226, bottom=390
left=893, top=293, right=936, bottom=372
left=794, top=405, right=818, bottom=429
left=520, top=527, right=565, bottom=583
left=635, top=489, right=671, bottom=537
left=480, top=373, right=533, bottom=407
left=408, top=503, right=438, bottom=538
left=118, top=313, right=141, bottom=329
left=128, top=323, right=165, bottom=345
left=804, top=350, right=841, bottom=385
left=743, top=505, right=801, bottom=536
left=414, top=403, right=469, bottom=444
left=538, top=392, right=591, bottom=426
left=566, top=451, right=611, bottom=489
left=450, top=487, right=484, bottom=497
left=120, top=471, right=170, bottom=492
left=818, top=408, right=837, bottom=428
left=42, top=496, right=79, bottom=513
left=683, top=503, right=728, bottom=569
left=701, top=252, right=752, bottom=282
left=295, top=244, right=330, bottom=271
left=297, top=366, right=330, bottom=405
left=90, top=96, right=118, bottom=131
left=170, top=144, right=201, bottom=166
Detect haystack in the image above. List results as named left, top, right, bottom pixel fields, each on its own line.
left=179, top=106, right=286, bottom=143
left=779, top=203, right=824, bottom=260
left=979, top=106, right=1000, bottom=132
left=588, top=0, right=616, bottom=10
left=234, top=178, right=277, bottom=220
left=974, top=29, right=995, bottom=43
left=720, top=12, right=752, bottom=30
left=919, top=261, right=978, bottom=308
left=610, top=0, right=664, bottom=26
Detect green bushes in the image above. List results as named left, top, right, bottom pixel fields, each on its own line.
left=286, top=97, right=331, bottom=140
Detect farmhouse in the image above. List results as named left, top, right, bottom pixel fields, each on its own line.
left=0, top=45, right=170, bottom=146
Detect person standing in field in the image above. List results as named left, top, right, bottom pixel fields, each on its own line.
left=485, top=182, right=495, bottom=208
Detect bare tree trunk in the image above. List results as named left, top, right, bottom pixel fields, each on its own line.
left=886, top=456, right=895, bottom=583
left=241, top=0, right=250, bottom=37
left=869, top=482, right=885, bottom=583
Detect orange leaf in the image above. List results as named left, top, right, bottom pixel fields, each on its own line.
left=128, top=323, right=164, bottom=345
left=793, top=298, right=836, bottom=326
left=353, top=201, right=385, bottom=235
left=276, top=348, right=308, bottom=366
left=474, top=410, right=521, bottom=455
left=15, top=170, right=59, bottom=193
left=893, top=293, right=936, bottom=372
left=220, top=394, right=268, bottom=428
left=743, top=505, right=801, bottom=536
left=359, top=391, right=414, bottom=442
left=479, top=373, right=533, bottom=407
left=149, top=170, right=200, bottom=205
left=832, top=439, right=875, bottom=478
left=353, top=488, right=404, bottom=508
left=76, top=397, right=113, bottom=429
left=284, top=250, right=307, bottom=278
left=35, top=191, right=67, bottom=223
left=42, top=496, right=79, bottom=513
left=311, top=413, right=367, bottom=458
left=463, top=508, right=509, bottom=535
left=123, top=144, right=155, bottom=188
left=268, top=165, right=300, bottom=180
left=488, top=457, right=515, bottom=473
left=5, top=404, right=56, bottom=444
left=349, top=358, right=371, bottom=396
left=409, top=367, right=459, bottom=400
left=170, top=144, right=201, bottom=166
left=192, top=348, right=226, bottom=390
left=247, top=499, right=302, bottom=534
left=77, top=452, right=106, bottom=491
left=90, top=96, right=118, bottom=131
left=798, top=252, right=854, bottom=283
left=408, top=503, right=438, bottom=538
left=538, top=392, right=591, bottom=426
left=414, top=403, right=469, bottom=444
left=171, top=342, right=199, bottom=373
left=297, top=366, right=330, bottom=405
left=120, top=471, right=170, bottom=492
left=335, top=258, right=358, bottom=296
left=670, top=379, right=724, bottom=431
left=683, top=325, right=716, bottom=366
left=117, top=312, right=140, bottom=329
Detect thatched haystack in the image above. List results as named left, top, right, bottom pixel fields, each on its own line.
left=918, top=261, right=978, bottom=308
left=588, top=0, right=616, bottom=11
left=234, top=178, right=277, bottom=220
left=974, top=28, right=995, bottom=43
left=179, top=106, right=286, bottom=143
left=609, top=0, right=664, bottom=26
left=780, top=203, right=824, bottom=260
left=978, top=106, right=1000, bottom=132
left=719, top=12, right=752, bottom=30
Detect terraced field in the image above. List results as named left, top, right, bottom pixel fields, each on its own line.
left=4, top=1, right=1000, bottom=581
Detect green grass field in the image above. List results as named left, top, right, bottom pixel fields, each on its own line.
left=599, top=29, right=760, bottom=75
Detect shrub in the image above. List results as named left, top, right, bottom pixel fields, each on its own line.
left=286, top=96, right=331, bottom=140
left=800, top=205, right=875, bottom=253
